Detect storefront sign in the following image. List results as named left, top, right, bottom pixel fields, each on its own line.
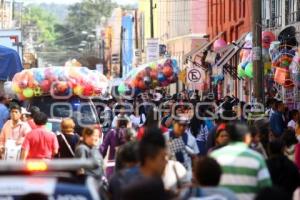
left=146, top=38, right=159, bottom=62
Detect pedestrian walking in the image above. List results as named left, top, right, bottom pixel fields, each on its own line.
left=210, top=122, right=272, bottom=200
left=57, top=118, right=80, bottom=158
left=21, top=112, right=58, bottom=160
left=75, top=127, right=104, bottom=178
left=0, top=104, right=31, bottom=159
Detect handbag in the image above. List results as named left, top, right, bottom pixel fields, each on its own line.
left=57, top=132, right=75, bottom=157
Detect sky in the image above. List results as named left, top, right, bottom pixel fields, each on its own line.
left=22, top=0, right=137, bottom=5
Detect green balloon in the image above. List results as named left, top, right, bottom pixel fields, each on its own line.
left=23, top=88, right=34, bottom=98
left=245, top=63, right=253, bottom=78
left=238, top=64, right=246, bottom=78
left=118, top=83, right=126, bottom=95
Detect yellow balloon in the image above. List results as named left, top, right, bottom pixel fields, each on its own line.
left=12, top=84, right=21, bottom=93
left=73, top=86, right=83, bottom=96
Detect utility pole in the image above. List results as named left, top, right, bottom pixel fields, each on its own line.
left=252, top=0, right=264, bottom=104
left=150, top=0, right=154, bottom=38
left=120, top=26, right=124, bottom=78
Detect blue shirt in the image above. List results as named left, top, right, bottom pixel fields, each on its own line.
left=0, top=103, right=8, bottom=130
left=270, top=111, right=285, bottom=136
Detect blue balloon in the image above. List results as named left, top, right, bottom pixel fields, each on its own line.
left=33, top=69, right=45, bottom=84
left=158, top=73, right=166, bottom=82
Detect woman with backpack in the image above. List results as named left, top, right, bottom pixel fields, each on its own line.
left=100, top=118, right=135, bottom=179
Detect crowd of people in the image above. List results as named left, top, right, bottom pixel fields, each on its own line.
left=1, top=90, right=300, bottom=200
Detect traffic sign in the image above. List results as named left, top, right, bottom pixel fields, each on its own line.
left=187, top=67, right=202, bottom=83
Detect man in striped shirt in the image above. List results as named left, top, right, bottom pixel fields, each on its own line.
left=210, top=122, right=272, bottom=200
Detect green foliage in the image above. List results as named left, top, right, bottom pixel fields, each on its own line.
left=22, top=6, right=58, bottom=44
left=66, top=0, right=116, bottom=33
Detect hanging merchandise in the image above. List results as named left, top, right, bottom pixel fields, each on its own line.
left=122, top=58, right=179, bottom=95
left=278, top=26, right=298, bottom=47
left=12, top=67, right=108, bottom=100
left=262, top=31, right=276, bottom=49
left=213, top=39, right=227, bottom=53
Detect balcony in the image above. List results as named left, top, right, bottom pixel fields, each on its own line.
left=288, top=10, right=300, bottom=24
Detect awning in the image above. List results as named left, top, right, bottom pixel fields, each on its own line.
left=183, top=32, right=224, bottom=66
left=215, top=33, right=249, bottom=79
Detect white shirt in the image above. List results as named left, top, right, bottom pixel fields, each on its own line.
left=288, top=120, right=297, bottom=129
left=129, top=114, right=146, bottom=128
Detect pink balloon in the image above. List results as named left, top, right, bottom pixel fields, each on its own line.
left=213, top=39, right=227, bottom=52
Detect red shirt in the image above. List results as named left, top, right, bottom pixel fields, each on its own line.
left=22, top=126, right=59, bottom=159
left=27, top=119, right=38, bottom=130
left=137, top=126, right=168, bottom=141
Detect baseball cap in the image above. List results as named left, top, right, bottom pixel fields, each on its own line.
left=174, top=115, right=190, bottom=125
left=21, top=107, right=31, bottom=115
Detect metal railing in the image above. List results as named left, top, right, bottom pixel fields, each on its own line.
left=288, top=10, right=300, bottom=24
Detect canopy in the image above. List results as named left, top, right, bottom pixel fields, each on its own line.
left=0, top=45, right=23, bottom=81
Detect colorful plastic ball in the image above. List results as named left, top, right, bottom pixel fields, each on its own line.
left=238, top=64, right=246, bottom=78
left=150, top=70, right=158, bottom=79
left=157, top=73, right=166, bottom=82
left=23, top=88, right=34, bottom=98
left=118, top=83, right=126, bottom=95
left=73, top=86, right=83, bottom=96
left=40, top=80, right=51, bottom=93
left=33, top=87, right=43, bottom=96
left=56, top=81, right=69, bottom=93
left=83, top=85, right=94, bottom=96
left=12, top=83, right=21, bottom=93
left=163, top=65, right=173, bottom=77
left=262, top=31, right=276, bottom=49
left=137, top=80, right=146, bottom=90
left=245, top=63, right=253, bottom=78
left=213, top=38, right=227, bottom=52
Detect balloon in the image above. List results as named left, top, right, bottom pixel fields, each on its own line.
left=23, top=88, right=34, bottom=98
left=161, top=81, right=169, bottom=87
left=137, top=80, right=146, bottom=90
left=118, top=83, right=126, bottom=95
left=40, top=80, right=51, bottom=93
left=245, top=63, right=253, bottom=78
left=56, top=81, right=69, bottom=93
left=157, top=73, right=166, bottom=82
left=33, top=87, right=43, bottom=96
left=73, top=86, right=83, bottom=96
left=238, top=64, right=246, bottom=78
left=83, top=84, right=94, bottom=96
left=262, top=31, right=276, bottom=48
left=213, top=38, right=227, bottom=52
left=163, top=65, right=173, bottom=77
left=12, top=83, right=21, bottom=93
left=150, top=70, right=158, bottom=79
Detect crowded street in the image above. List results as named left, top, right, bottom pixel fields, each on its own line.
left=1, top=0, right=300, bottom=200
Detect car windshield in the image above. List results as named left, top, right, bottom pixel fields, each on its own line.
left=28, top=96, right=99, bottom=126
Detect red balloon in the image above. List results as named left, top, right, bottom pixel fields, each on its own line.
left=56, top=81, right=68, bottom=93
left=262, top=31, right=276, bottom=49
left=40, top=80, right=51, bottom=93
left=150, top=70, right=158, bottom=79
left=163, top=65, right=173, bottom=77
left=83, top=85, right=94, bottom=96
left=137, top=80, right=146, bottom=90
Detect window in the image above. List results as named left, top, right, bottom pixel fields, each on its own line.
left=288, top=0, right=299, bottom=24
left=270, top=0, right=282, bottom=27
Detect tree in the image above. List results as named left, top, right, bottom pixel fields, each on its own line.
left=22, top=6, right=58, bottom=44
left=66, top=0, right=116, bottom=35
